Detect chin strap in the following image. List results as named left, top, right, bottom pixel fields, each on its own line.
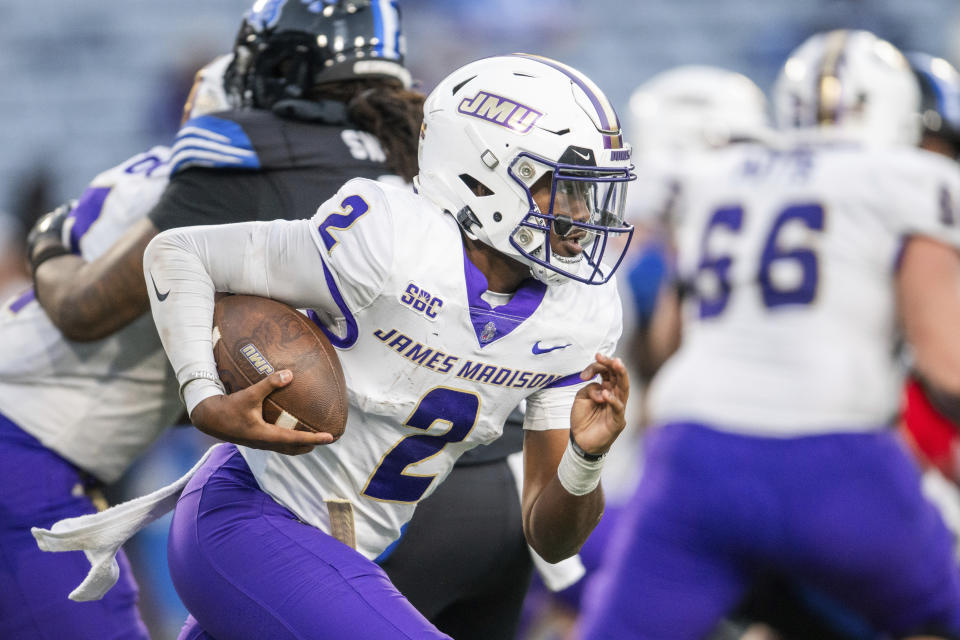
left=455, top=206, right=484, bottom=239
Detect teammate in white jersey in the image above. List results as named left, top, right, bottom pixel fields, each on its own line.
left=580, top=30, right=960, bottom=639
left=135, top=53, right=633, bottom=639
left=516, top=66, right=774, bottom=639
left=624, top=64, right=772, bottom=383
left=0, top=75, right=225, bottom=639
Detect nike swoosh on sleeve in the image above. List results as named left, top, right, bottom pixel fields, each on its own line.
left=149, top=272, right=170, bottom=301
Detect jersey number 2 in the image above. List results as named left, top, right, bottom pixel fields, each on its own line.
left=317, top=195, right=370, bottom=252
left=362, top=387, right=480, bottom=503
left=696, top=203, right=824, bottom=318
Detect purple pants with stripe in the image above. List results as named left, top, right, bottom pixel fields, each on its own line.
left=579, top=422, right=960, bottom=639
left=0, top=412, right=147, bottom=640
left=169, top=444, right=450, bottom=640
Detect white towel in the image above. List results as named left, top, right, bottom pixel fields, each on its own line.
left=32, top=444, right=223, bottom=601
left=506, top=451, right=586, bottom=592
left=35, top=443, right=585, bottom=601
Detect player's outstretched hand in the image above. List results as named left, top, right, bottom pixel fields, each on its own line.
left=570, top=354, right=630, bottom=457
left=190, top=370, right=335, bottom=455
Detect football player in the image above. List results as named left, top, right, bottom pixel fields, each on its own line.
left=41, top=53, right=634, bottom=638
left=9, top=1, right=420, bottom=637
left=29, top=2, right=578, bottom=637
left=0, top=63, right=226, bottom=640
left=579, top=29, right=960, bottom=639
left=899, top=51, right=960, bottom=483
left=623, top=64, right=772, bottom=383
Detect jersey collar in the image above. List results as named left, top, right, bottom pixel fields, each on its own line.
left=462, top=246, right=547, bottom=348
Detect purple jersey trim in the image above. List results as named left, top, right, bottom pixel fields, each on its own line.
left=893, top=234, right=908, bottom=274
left=306, top=259, right=359, bottom=349
left=8, top=287, right=35, bottom=313
left=68, top=187, right=111, bottom=253
left=510, top=53, right=623, bottom=149
left=543, top=371, right=585, bottom=389
left=462, top=245, right=546, bottom=347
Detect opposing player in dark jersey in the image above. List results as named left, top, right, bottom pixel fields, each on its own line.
left=31, top=2, right=420, bottom=348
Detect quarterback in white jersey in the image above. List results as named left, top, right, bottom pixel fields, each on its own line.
left=580, top=30, right=960, bottom=639
left=128, top=54, right=633, bottom=639
left=166, top=175, right=622, bottom=555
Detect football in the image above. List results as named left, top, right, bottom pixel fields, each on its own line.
left=212, top=294, right=348, bottom=439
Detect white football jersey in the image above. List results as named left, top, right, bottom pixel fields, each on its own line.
left=623, top=154, right=679, bottom=226
left=0, top=147, right=182, bottom=482
left=649, top=138, right=960, bottom=437
left=236, top=178, right=622, bottom=560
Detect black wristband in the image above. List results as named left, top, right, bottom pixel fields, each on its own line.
left=29, top=243, right=72, bottom=273
left=27, top=200, right=76, bottom=273
left=569, top=431, right=606, bottom=462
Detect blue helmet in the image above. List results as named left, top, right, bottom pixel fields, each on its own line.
left=226, top=0, right=411, bottom=109
left=907, top=51, right=960, bottom=153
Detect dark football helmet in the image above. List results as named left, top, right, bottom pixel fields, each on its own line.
left=907, top=51, right=960, bottom=157
left=226, top=0, right=411, bottom=109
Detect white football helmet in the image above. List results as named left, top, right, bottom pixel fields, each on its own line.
left=415, top=54, right=635, bottom=286
left=628, top=65, right=770, bottom=156
left=182, top=54, right=235, bottom=122
left=772, top=29, right=921, bottom=146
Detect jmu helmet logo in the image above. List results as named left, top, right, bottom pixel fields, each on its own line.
left=458, top=91, right=543, bottom=134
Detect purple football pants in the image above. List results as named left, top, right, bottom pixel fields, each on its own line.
left=169, top=444, right=450, bottom=640
left=0, top=412, right=148, bottom=640
left=579, top=422, right=960, bottom=640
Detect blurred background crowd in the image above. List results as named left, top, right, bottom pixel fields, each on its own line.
left=4, top=1, right=960, bottom=638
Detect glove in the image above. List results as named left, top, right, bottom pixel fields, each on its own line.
left=26, top=199, right=77, bottom=273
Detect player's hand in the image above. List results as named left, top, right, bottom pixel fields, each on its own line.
left=26, top=200, right=76, bottom=274
left=569, top=354, right=630, bottom=456
left=190, top=370, right=335, bottom=455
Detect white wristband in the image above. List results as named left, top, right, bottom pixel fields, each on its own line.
left=557, top=438, right=605, bottom=496
left=183, top=379, right=226, bottom=417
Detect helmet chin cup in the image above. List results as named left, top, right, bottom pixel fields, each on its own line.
left=527, top=243, right=580, bottom=286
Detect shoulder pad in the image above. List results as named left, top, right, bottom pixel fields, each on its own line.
left=170, top=115, right=262, bottom=175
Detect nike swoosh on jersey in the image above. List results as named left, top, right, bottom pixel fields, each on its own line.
left=149, top=272, right=169, bottom=302
left=532, top=341, right=571, bottom=355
